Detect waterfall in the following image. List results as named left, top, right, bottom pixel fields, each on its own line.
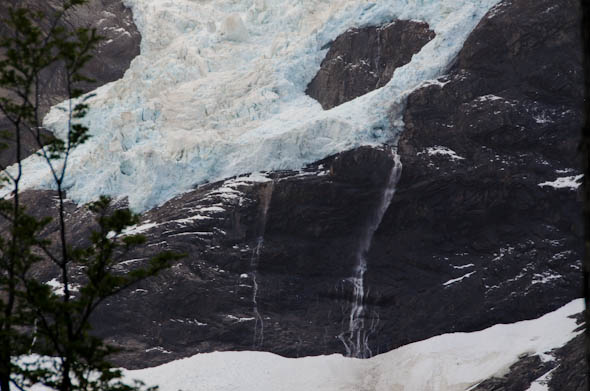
left=339, top=149, right=402, bottom=358
left=250, top=180, right=274, bottom=349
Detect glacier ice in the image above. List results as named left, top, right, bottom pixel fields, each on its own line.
left=3, top=0, right=501, bottom=211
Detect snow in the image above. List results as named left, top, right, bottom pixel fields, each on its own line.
left=227, top=315, right=255, bottom=322
left=145, top=346, right=172, bottom=354
left=220, top=14, right=250, bottom=42
left=2, top=0, right=501, bottom=211
left=538, top=175, right=583, bottom=190
left=421, top=77, right=450, bottom=88
left=443, top=270, right=476, bottom=286
left=45, top=278, right=80, bottom=296
left=526, top=368, right=556, bottom=391
left=531, top=272, right=562, bottom=285
left=114, top=299, right=583, bottom=391
left=453, top=263, right=474, bottom=269
left=107, top=221, right=159, bottom=238
left=475, top=94, right=504, bottom=102
left=117, top=257, right=146, bottom=266
left=420, top=146, right=465, bottom=161
left=533, top=113, right=552, bottom=124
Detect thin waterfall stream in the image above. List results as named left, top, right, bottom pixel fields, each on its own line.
left=250, top=180, right=274, bottom=348
left=339, top=149, right=402, bottom=358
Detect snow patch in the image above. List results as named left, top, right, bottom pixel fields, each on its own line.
left=45, top=278, right=80, bottom=296
left=538, top=175, right=583, bottom=190
left=419, top=146, right=465, bottom=161
left=443, top=271, right=476, bottom=286
left=421, top=77, right=450, bottom=88
left=475, top=94, right=504, bottom=102
left=453, top=263, right=474, bottom=270
left=145, top=346, right=172, bottom=354
left=526, top=368, right=556, bottom=391
left=531, top=272, right=562, bottom=285
left=227, top=315, right=255, bottom=322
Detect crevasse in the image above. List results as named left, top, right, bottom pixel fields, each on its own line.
left=4, top=0, right=500, bottom=211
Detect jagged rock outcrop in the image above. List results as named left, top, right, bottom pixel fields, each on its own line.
left=0, top=0, right=141, bottom=166
left=306, top=20, right=435, bottom=109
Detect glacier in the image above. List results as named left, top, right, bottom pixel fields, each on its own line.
left=4, top=0, right=501, bottom=211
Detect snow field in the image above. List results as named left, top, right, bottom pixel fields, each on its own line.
left=123, top=299, right=583, bottom=391
left=3, top=0, right=501, bottom=211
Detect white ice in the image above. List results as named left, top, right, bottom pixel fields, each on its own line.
left=2, top=0, right=501, bottom=211
left=118, top=299, right=583, bottom=391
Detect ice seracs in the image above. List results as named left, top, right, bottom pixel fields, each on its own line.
left=3, top=0, right=501, bottom=211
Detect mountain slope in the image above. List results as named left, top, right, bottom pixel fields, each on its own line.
left=0, top=0, right=584, bottom=389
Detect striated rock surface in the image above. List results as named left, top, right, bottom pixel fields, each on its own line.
left=0, top=0, right=141, bottom=166
left=305, top=20, right=435, bottom=109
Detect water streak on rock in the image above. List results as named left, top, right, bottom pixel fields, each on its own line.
left=251, top=180, right=274, bottom=348
left=340, top=149, right=402, bottom=358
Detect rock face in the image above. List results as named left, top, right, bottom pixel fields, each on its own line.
left=387, top=0, right=583, bottom=350
left=2, top=0, right=584, bottom=388
left=305, top=20, right=435, bottom=109
left=549, top=332, right=588, bottom=390
left=0, top=0, right=141, bottom=166
left=86, top=146, right=403, bottom=368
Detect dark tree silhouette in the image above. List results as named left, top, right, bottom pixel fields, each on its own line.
left=0, top=2, right=182, bottom=390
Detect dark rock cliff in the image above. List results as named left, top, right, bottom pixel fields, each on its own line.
left=380, top=0, right=583, bottom=328
left=388, top=0, right=583, bottom=343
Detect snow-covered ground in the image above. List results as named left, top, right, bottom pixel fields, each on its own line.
left=120, top=299, right=583, bottom=391
left=2, top=0, right=500, bottom=211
